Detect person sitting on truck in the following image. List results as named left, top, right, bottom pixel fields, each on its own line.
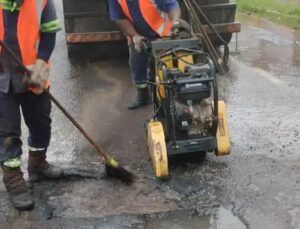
left=0, top=0, right=62, bottom=211
left=108, top=0, right=181, bottom=110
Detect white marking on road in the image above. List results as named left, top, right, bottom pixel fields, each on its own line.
left=253, top=67, right=284, bottom=86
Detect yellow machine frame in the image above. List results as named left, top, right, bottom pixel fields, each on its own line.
left=147, top=48, right=231, bottom=178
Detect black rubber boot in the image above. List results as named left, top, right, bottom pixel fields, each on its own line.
left=28, top=150, right=63, bottom=182
left=128, top=87, right=152, bottom=110
left=1, top=165, right=34, bottom=211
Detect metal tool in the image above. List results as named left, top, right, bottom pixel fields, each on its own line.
left=183, top=0, right=229, bottom=74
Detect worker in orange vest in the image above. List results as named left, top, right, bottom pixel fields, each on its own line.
left=108, top=0, right=181, bottom=110
left=0, top=0, right=61, bottom=211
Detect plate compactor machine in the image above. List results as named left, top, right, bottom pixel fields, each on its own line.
left=145, top=35, right=231, bottom=178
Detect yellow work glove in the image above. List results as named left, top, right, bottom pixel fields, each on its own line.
left=25, top=59, right=50, bottom=95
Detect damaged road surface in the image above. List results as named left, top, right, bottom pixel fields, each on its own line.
left=1, top=1, right=300, bottom=228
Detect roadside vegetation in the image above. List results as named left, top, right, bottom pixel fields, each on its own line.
left=236, top=0, right=300, bottom=29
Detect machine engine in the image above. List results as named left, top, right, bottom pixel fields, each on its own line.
left=175, top=98, right=213, bottom=136
left=173, top=63, right=215, bottom=137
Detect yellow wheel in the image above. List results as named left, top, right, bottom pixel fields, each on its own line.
left=215, top=100, right=231, bottom=156
left=147, top=121, right=169, bottom=178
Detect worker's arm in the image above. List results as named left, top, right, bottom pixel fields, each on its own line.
left=28, top=0, right=60, bottom=94
left=167, top=7, right=181, bottom=22
left=28, top=32, right=55, bottom=94
left=38, top=33, right=56, bottom=61
left=108, top=0, right=140, bottom=38
left=115, top=19, right=139, bottom=37
left=38, top=0, right=60, bottom=61
left=108, top=0, right=144, bottom=52
left=116, top=19, right=144, bottom=53
left=157, top=0, right=181, bottom=21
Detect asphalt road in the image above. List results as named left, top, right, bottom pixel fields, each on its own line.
left=0, top=2, right=300, bottom=229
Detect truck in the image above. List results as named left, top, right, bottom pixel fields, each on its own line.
left=62, top=0, right=241, bottom=59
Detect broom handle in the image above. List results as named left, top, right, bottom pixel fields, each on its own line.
left=0, top=40, right=109, bottom=161
left=46, top=93, right=109, bottom=161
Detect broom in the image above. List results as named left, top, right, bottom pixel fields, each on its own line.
left=0, top=40, right=134, bottom=183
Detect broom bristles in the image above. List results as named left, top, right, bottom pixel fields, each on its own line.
left=105, top=158, right=134, bottom=183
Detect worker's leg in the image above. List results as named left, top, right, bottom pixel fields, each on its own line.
left=0, top=91, right=34, bottom=211
left=128, top=44, right=151, bottom=110
left=19, top=91, right=63, bottom=182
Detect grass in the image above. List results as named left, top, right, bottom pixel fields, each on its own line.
left=236, top=0, right=300, bottom=29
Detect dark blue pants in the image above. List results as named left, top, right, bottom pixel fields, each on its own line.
left=128, top=44, right=149, bottom=86
left=0, top=90, right=52, bottom=162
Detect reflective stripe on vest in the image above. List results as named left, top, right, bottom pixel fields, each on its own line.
left=0, top=0, right=47, bottom=66
left=118, top=0, right=172, bottom=37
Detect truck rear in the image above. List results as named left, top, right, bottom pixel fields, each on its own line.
left=62, top=0, right=241, bottom=59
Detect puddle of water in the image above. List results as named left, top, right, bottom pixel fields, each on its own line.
left=133, top=208, right=246, bottom=229
left=236, top=14, right=300, bottom=67
left=210, top=208, right=247, bottom=229
left=250, top=27, right=293, bottom=46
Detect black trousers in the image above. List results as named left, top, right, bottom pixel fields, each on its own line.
left=0, top=90, right=52, bottom=162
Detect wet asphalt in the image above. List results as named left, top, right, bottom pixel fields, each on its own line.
left=0, top=1, right=300, bottom=228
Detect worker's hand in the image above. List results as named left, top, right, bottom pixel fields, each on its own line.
left=171, top=19, right=192, bottom=38
left=25, top=59, right=49, bottom=95
left=132, top=34, right=145, bottom=53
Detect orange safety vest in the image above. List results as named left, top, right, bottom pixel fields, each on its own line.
left=0, top=0, right=48, bottom=66
left=118, top=0, right=173, bottom=37
left=0, top=0, right=50, bottom=91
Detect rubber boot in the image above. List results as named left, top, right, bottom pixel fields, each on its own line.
left=1, top=164, right=34, bottom=211
left=128, top=87, right=152, bottom=110
left=28, top=150, right=63, bottom=182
